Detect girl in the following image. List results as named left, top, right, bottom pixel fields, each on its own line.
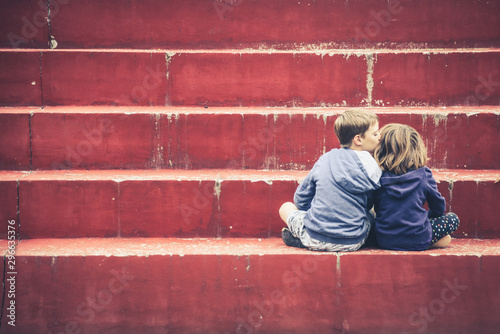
left=373, top=123, right=460, bottom=251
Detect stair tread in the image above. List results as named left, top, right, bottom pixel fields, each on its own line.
left=2, top=105, right=500, bottom=114
left=2, top=169, right=498, bottom=181
left=4, top=237, right=500, bottom=257
left=3, top=48, right=500, bottom=54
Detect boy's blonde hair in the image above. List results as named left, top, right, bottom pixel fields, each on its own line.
left=334, top=109, right=379, bottom=147
left=374, top=123, right=428, bottom=175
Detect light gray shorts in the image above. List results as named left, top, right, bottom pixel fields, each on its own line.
left=286, top=210, right=372, bottom=252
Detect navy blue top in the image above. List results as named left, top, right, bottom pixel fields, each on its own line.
left=294, top=148, right=380, bottom=245
left=374, top=167, right=446, bottom=251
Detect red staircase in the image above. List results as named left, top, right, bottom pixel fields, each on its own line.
left=1, top=1, right=499, bottom=333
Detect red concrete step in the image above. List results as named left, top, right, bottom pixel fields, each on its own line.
left=1, top=49, right=499, bottom=107
left=0, top=0, right=48, bottom=49
left=2, top=0, right=499, bottom=49
left=0, top=237, right=498, bottom=333
left=0, top=108, right=32, bottom=170
left=0, top=169, right=497, bottom=239
left=1, top=107, right=499, bottom=171
left=0, top=52, right=42, bottom=106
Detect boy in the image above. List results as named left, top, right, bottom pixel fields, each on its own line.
left=279, top=109, right=381, bottom=251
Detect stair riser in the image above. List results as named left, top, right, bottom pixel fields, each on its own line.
left=2, top=51, right=499, bottom=107
left=2, top=252, right=498, bottom=334
left=373, top=52, right=500, bottom=107
left=2, top=111, right=499, bottom=170
left=0, top=178, right=19, bottom=239
left=1, top=175, right=495, bottom=239
left=0, top=1, right=48, bottom=49
left=2, top=0, right=499, bottom=49
left=173, top=52, right=500, bottom=107
left=14, top=178, right=296, bottom=239
left=0, top=113, right=31, bottom=170
left=0, top=52, right=41, bottom=106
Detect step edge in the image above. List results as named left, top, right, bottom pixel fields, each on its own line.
left=3, top=237, right=499, bottom=257
left=2, top=105, right=499, bottom=115
left=2, top=169, right=499, bottom=181
left=2, top=47, right=500, bottom=54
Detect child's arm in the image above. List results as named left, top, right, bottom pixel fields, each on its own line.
left=293, top=171, right=316, bottom=211
left=425, top=168, right=446, bottom=218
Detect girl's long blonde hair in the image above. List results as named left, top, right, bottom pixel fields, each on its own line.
left=374, top=123, right=428, bottom=175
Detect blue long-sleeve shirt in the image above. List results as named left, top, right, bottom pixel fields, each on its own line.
left=294, top=148, right=380, bottom=245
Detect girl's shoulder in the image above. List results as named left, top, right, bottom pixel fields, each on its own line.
left=407, top=166, right=432, bottom=175
left=421, top=166, right=434, bottom=177
left=379, top=167, right=430, bottom=185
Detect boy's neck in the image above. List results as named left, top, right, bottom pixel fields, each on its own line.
left=347, top=144, right=364, bottom=152
left=346, top=145, right=375, bottom=155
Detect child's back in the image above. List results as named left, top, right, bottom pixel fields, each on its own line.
left=373, top=124, right=460, bottom=251
left=294, top=147, right=380, bottom=244
left=279, top=109, right=381, bottom=251
left=374, top=167, right=444, bottom=250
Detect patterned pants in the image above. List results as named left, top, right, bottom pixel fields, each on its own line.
left=286, top=210, right=373, bottom=252
left=430, top=212, right=460, bottom=245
